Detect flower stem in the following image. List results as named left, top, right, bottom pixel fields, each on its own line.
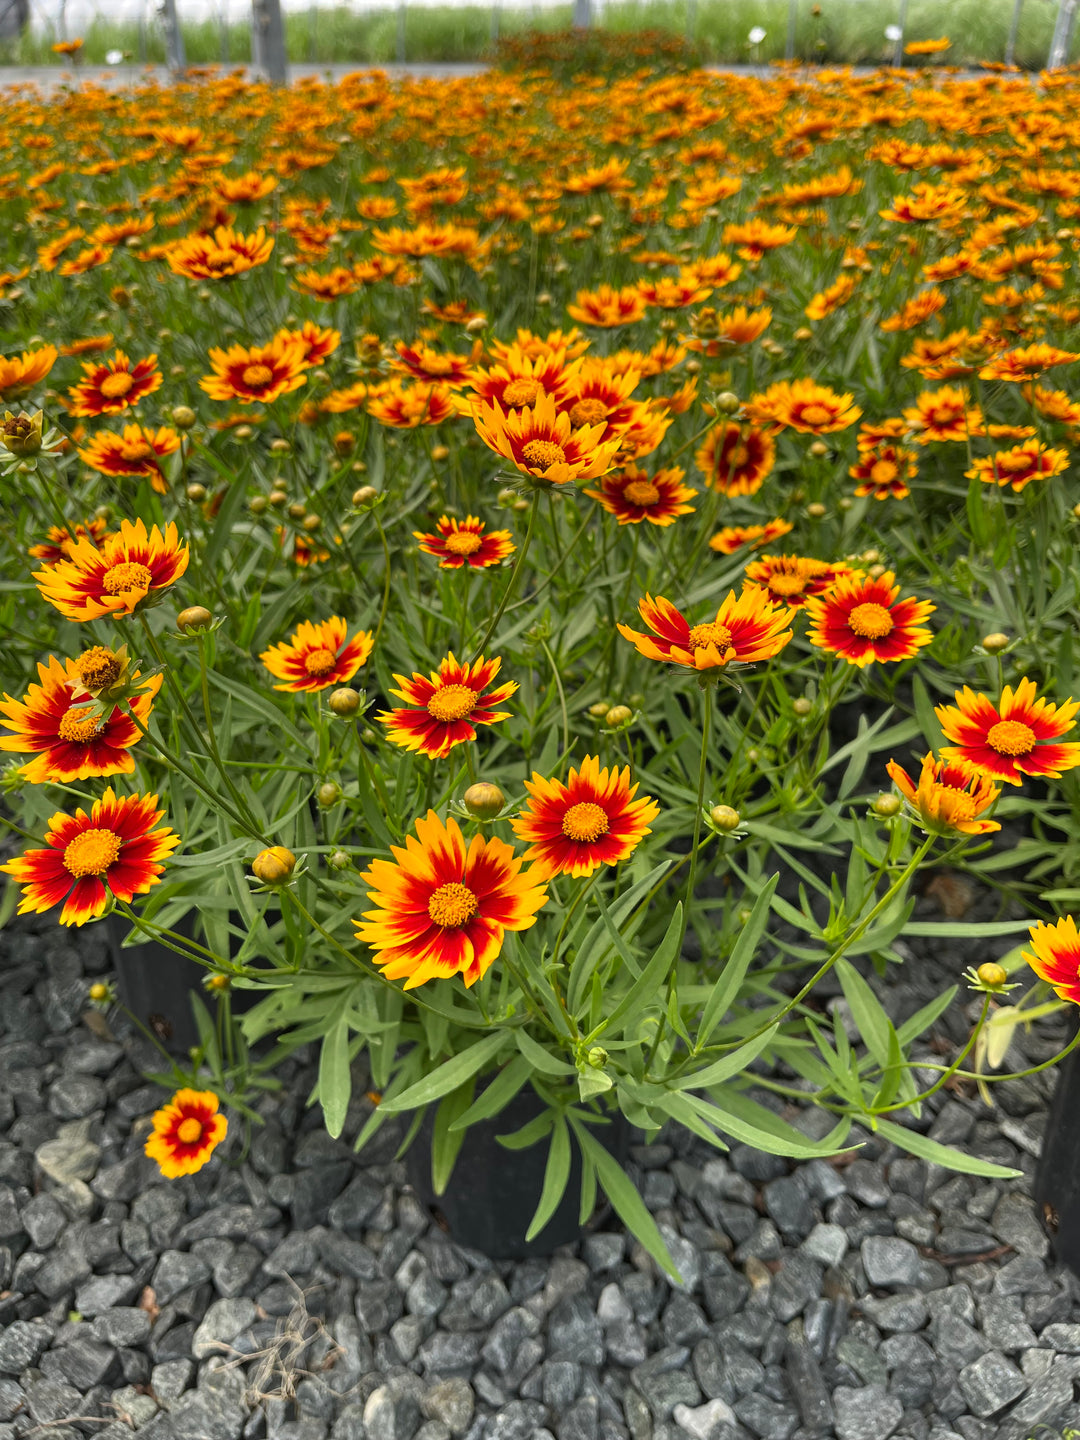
left=470, top=487, right=541, bottom=664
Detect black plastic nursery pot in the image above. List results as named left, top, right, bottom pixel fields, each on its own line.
left=407, top=1085, right=629, bottom=1259
left=1034, top=1037, right=1080, bottom=1272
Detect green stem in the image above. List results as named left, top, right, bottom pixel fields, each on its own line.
left=470, top=486, right=541, bottom=664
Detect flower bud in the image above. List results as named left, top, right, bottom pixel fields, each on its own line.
left=745, top=747, right=760, bottom=763
left=249, top=495, right=267, bottom=513
left=303, top=514, right=322, bottom=532
left=0, top=409, right=43, bottom=457
left=838, top=496, right=853, bottom=511
left=333, top=431, right=355, bottom=455
left=977, top=961, right=1008, bottom=987
left=497, top=486, right=518, bottom=506
left=588, top=701, right=611, bottom=719
left=463, top=782, right=505, bottom=819
left=186, top=482, right=207, bottom=501
left=713, top=390, right=741, bottom=415
left=604, top=704, right=633, bottom=728
left=868, top=563, right=886, bottom=578
left=352, top=485, right=377, bottom=507
left=806, top=502, right=826, bottom=518
left=287, top=501, right=306, bottom=520
left=794, top=326, right=813, bottom=340
left=328, top=849, right=351, bottom=870
left=861, top=549, right=880, bottom=563
left=88, top=982, right=110, bottom=1003
left=317, top=781, right=342, bottom=808
left=792, top=697, right=813, bottom=717
left=268, top=489, right=288, bottom=508
left=710, top=804, right=741, bottom=830
left=233, top=425, right=253, bottom=440
left=586, top=1046, right=608, bottom=1068
left=873, top=793, right=902, bottom=817
left=808, top=441, right=829, bottom=458
left=465, top=315, right=487, bottom=333
left=328, top=687, right=361, bottom=716
left=430, top=444, right=449, bottom=461
left=981, top=632, right=1010, bottom=653
left=204, top=973, right=232, bottom=992
left=252, top=846, right=296, bottom=886
left=176, top=605, right=213, bottom=633
left=270, top=438, right=291, bottom=454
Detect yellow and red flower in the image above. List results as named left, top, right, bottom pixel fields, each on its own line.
left=566, top=285, right=648, bottom=328
left=474, top=391, right=622, bottom=487
left=145, top=1089, right=228, bottom=1178
left=805, top=572, right=934, bottom=668
left=743, top=554, right=854, bottom=608
left=512, top=755, right=659, bottom=879
left=694, top=422, right=775, bottom=497
left=166, top=225, right=274, bottom=280
left=936, top=678, right=1080, bottom=785
left=200, top=336, right=308, bottom=405
left=0, top=655, right=160, bottom=784
left=0, top=345, right=57, bottom=401
left=366, top=380, right=456, bottom=428
left=849, top=443, right=918, bottom=500
left=28, top=519, right=109, bottom=564
left=415, top=515, right=514, bottom=569
left=77, top=424, right=181, bottom=495
left=903, top=386, right=983, bottom=444
left=378, top=654, right=516, bottom=760
left=392, top=340, right=474, bottom=387
left=467, top=345, right=581, bottom=412
left=966, top=442, right=1069, bottom=492
left=885, top=752, right=1001, bottom=836
left=1024, top=917, right=1080, bottom=1005
left=356, top=810, right=549, bottom=989
left=260, top=617, right=374, bottom=693
left=979, top=343, right=1080, bottom=383
left=583, top=462, right=695, bottom=526
left=0, top=788, right=179, bottom=927
left=618, top=590, right=795, bottom=672
left=275, top=321, right=340, bottom=367
left=746, top=379, right=861, bottom=434
left=34, top=519, right=189, bottom=622
left=67, top=351, right=162, bottom=417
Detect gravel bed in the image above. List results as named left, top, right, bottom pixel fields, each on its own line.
left=2, top=887, right=1080, bottom=1440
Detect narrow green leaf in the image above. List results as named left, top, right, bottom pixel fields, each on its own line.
left=912, top=674, right=946, bottom=753
left=516, top=1028, right=576, bottom=1076
left=450, top=1055, right=532, bottom=1132
left=696, top=1088, right=853, bottom=1158
left=525, top=1116, right=571, bottom=1241
left=874, top=1117, right=1022, bottom=1178
left=432, top=1080, right=476, bottom=1194
left=497, top=1109, right=555, bottom=1150
left=377, top=1032, right=509, bottom=1114
left=872, top=1024, right=904, bottom=1110
left=673, top=1025, right=778, bottom=1091
left=836, top=958, right=891, bottom=1067
left=696, top=875, right=778, bottom=1050
left=589, top=903, right=682, bottom=1040
left=318, top=1014, right=351, bottom=1139
left=567, top=859, right=673, bottom=1013
left=571, top=1120, right=680, bottom=1281
left=903, top=919, right=1033, bottom=938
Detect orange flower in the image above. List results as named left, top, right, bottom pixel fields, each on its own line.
left=467, top=345, right=581, bottom=412
left=392, top=341, right=475, bottom=387
left=979, top=343, right=1080, bottom=382
left=35, top=519, right=189, bottom=622
left=378, top=654, right=516, bottom=760
left=260, top=617, right=373, bottom=693
left=28, top=519, right=109, bottom=563
left=293, top=266, right=360, bottom=300
left=474, top=391, right=621, bottom=487
left=936, top=679, right=1080, bottom=785
left=367, top=380, right=456, bottom=428
left=636, top=273, right=713, bottom=309
left=213, top=171, right=278, bottom=204
left=746, top=379, right=861, bottom=434
left=618, top=590, right=794, bottom=672
left=903, top=385, right=983, bottom=444
left=77, top=425, right=181, bottom=495
left=0, top=788, right=179, bottom=927
left=356, top=810, right=548, bottom=990
left=722, top=219, right=797, bottom=261
left=145, top=1089, right=228, bottom=1178
left=885, top=752, right=1000, bottom=837
left=512, top=755, right=660, bottom=879
left=275, top=322, right=340, bottom=366
left=880, top=183, right=967, bottom=224
left=167, top=226, right=273, bottom=280
left=805, top=572, right=934, bottom=668
left=806, top=275, right=860, bottom=321
left=708, top=519, right=794, bottom=555
left=694, top=422, right=775, bottom=496
left=966, top=442, right=1070, bottom=492
left=67, top=351, right=162, bottom=418
left=879, top=288, right=947, bottom=332
left=743, top=554, right=854, bottom=608
left=583, top=462, right=695, bottom=526
left=683, top=306, right=773, bottom=351
left=414, top=514, right=515, bottom=568
left=200, top=336, right=307, bottom=405
left=60, top=334, right=114, bottom=357
left=566, top=285, right=648, bottom=328
left=849, top=443, right=918, bottom=500
left=371, top=221, right=481, bottom=261
left=1024, top=917, right=1080, bottom=1005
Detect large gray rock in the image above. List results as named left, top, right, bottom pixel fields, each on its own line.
left=861, top=1237, right=922, bottom=1289
left=958, top=1351, right=1028, bottom=1418
left=833, top=1385, right=902, bottom=1440
left=192, top=1298, right=257, bottom=1360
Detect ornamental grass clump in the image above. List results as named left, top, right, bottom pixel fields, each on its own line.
left=3, top=60, right=1080, bottom=1271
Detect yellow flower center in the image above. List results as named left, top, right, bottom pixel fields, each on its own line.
left=942, top=790, right=977, bottom=823
left=57, top=706, right=104, bottom=743
left=870, top=459, right=898, bottom=483
left=427, top=880, right=478, bottom=928
left=120, top=440, right=155, bottom=462
left=729, top=445, right=750, bottom=468
left=987, top=719, right=1036, bottom=756
left=177, top=1117, right=203, bottom=1144
left=102, top=561, right=153, bottom=595
left=444, top=531, right=482, bottom=556
left=304, top=647, right=338, bottom=677
left=799, top=403, right=833, bottom=427
left=76, top=646, right=122, bottom=692
left=423, top=355, right=454, bottom=375
left=63, top=826, right=123, bottom=878
left=521, top=439, right=566, bottom=471
left=623, top=480, right=660, bottom=506
left=997, top=452, right=1032, bottom=473
left=427, top=684, right=477, bottom=722
left=848, top=602, right=894, bottom=639
left=568, top=398, right=608, bottom=428
left=687, top=622, right=734, bottom=653
left=99, top=372, right=135, bottom=399
left=766, top=574, right=810, bottom=598
left=242, top=363, right=274, bottom=388
left=204, top=248, right=235, bottom=270
left=502, top=378, right=543, bottom=407
left=561, top=801, right=610, bottom=843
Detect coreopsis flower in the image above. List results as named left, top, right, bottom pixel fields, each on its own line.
left=903, top=386, right=983, bottom=444
left=805, top=275, right=860, bottom=320
left=356, top=810, right=549, bottom=989
left=566, top=285, right=648, bottom=328
left=275, top=322, right=340, bottom=366
left=879, top=289, right=948, bottom=332
left=366, top=380, right=456, bottom=428
left=0, top=655, right=160, bottom=783
left=0, top=788, right=179, bottom=926
left=684, top=306, right=773, bottom=352
left=583, top=462, right=695, bottom=526
left=144, top=1089, right=228, bottom=1178
left=885, top=752, right=1001, bottom=836
left=1024, top=384, right=1080, bottom=424
left=392, top=341, right=474, bottom=387
left=200, top=337, right=308, bottom=405
left=966, top=442, right=1070, bottom=492
left=414, top=514, right=514, bottom=568
left=558, top=360, right=641, bottom=442
left=67, top=351, right=162, bottom=417
left=60, top=335, right=113, bottom=357
left=743, top=554, right=854, bottom=608
left=694, top=422, right=775, bottom=497
left=1024, top=917, right=1080, bottom=1005
left=805, top=572, right=935, bottom=668
left=0, top=409, right=43, bottom=457
left=166, top=225, right=273, bottom=280
left=467, top=345, right=581, bottom=412
left=849, top=443, right=918, bottom=500
left=378, top=654, right=516, bottom=760
left=636, top=274, right=713, bottom=309
left=512, top=755, right=659, bottom=879
left=260, top=617, right=374, bottom=693
left=979, top=343, right=1080, bottom=383
left=746, top=379, right=861, bottom=434
left=905, top=36, right=950, bottom=53
left=473, top=391, right=622, bottom=487
left=371, top=221, right=481, bottom=261
left=213, top=171, right=278, bottom=204
left=293, top=266, right=360, bottom=300
left=936, top=679, right=1080, bottom=785
left=880, top=183, right=968, bottom=224
left=28, top=519, right=109, bottom=563
left=722, top=219, right=797, bottom=261
left=34, top=519, right=189, bottom=622
left=618, top=590, right=795, bottom=672
left=709, top=519, right=794, bottom=555
left=77, top=424, right=181, bottom=495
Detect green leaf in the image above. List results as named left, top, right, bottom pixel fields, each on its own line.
left=449, top=1055, right=532, bottom=1132
left=432, top=1080, right=476, bottom=1194
left=872, top=1024, right=904, bottom=1109
left=912, top=674, right=946, bottom=753
left=190, top=995, right=222, bottom=1078
left=695, top=1088, right=853, bottom=1159
left=317, top=1014, right=352, bottom=1139
left=836, top=957, right=891, bottom=1067
left=673, top=1024, right=778, bottom=1091
left=902, top=920, right=1033, bottom=938
left=896, top=986, right=958, bottom=1046
left=525, top=1116, right=571, bottom=1241
left=497, top=1108, right=555, bottom=1150
left=567, top=859, right=673, bottom=1013
left=516, top=1027, right=576, bottom=1076
left=588, top=903, right=682, bottom=1041
left=571, top=1119, right=680, bottom=1281
left=874, top=1117, right=1022, bottom=1178
left=376, top=1033, right=509, bottom=1114
left=696, top=875, right=778, bottom=1051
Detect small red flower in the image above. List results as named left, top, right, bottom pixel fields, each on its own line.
left=67, top=351, right=162, bottom=417
left=378, top=654, right=516, bottom=759
left=935, top=678, right=1080, bottom=785
left=145, top=1089, right=228, bottom=1178
left=512, top=755, right=660, bottom=878
left=414, top=515, right=515, bottom=569
left=260, top=617, right=373, bottom=693
left=804, top=572, right=934, bottom=668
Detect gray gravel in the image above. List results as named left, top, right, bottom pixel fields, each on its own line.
left=2, top=884, right=1080, bottom=1440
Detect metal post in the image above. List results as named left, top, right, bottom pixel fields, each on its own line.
left=160, top=0, right=186, bottom=74
left=309, top=2, right=317, bottom=61
left=785, top=0, right=797, bottom=60
left=396, top=0, right=405, bottom=61
left=893, top=0, right=908, bottom=65
left=490, top=1, right=499, bottom=42
left=686, top=0, right=696, bottom=43
left=1004, top=0, right=1023, bottom=65
left=252, top=0, right=288, bottom=84
left=220, top=0, right=229, bottom=62
left=573, top=0, right=591, bottom=27
left=1048, top=0, right=1080, bottom=67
